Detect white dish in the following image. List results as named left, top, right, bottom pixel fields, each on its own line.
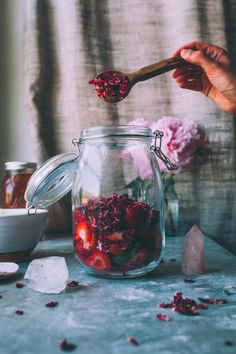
left=0, top=208, right=48, bottom=262
left=0, top=262, right=19, bottom=279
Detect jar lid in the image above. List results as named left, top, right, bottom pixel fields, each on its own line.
left=24, top=153, right=78, bottom=209
left=5, top=161, right=37, bottom=172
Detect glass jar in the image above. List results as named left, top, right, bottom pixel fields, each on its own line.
left=25, top=125, right=176, bottom=278
left=1, top=162, right=37, bottom=208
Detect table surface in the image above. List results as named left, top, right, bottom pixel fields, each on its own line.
left=0, top=234, right=236, bottom=354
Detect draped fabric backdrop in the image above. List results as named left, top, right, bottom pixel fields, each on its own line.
left=24, top=0, right=236, bottom=253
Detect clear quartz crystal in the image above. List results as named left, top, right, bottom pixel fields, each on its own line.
left=24, top=256, right=69, bottom=294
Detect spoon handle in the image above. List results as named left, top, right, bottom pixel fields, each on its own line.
left=129, top=57, right=186, bottom=82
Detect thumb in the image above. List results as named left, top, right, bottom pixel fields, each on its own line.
left=180, top=49, right=218, bottom=72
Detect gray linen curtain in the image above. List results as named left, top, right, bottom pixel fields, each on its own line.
left=24, top=0, right=236, bottom=253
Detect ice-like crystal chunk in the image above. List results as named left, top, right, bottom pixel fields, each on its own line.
left=24, top=256, right=69, bottom=294
left=182, top=224, right=204, bottom=275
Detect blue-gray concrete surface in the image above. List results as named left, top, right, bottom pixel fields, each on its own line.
left=0, top=235, right=236, bottom=354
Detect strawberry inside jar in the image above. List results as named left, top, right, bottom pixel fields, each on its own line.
left=73, top=193, right=162, bottom=275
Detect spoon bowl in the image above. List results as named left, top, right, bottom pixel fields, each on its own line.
left=89, top=56, right=186, bottom=103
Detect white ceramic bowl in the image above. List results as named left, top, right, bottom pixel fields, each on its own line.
left=0, top=209, right=48, bottom=262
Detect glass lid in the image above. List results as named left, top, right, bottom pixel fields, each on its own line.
left=24, top=153, right=78, bottom=209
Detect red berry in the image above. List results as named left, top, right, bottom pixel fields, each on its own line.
left=85, top=250, right=111, bottom=272
left=125, top=202, right=150, bottom=228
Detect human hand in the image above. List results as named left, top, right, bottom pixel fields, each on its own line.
left=172, top=41, right=236, bottom=115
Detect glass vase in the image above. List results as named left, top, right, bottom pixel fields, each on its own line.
left=163, top=174, right=179, bottom=236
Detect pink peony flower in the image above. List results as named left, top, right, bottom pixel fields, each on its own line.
left=151, top=116, right=210, bottom=172
left=128, top=116, right=210, bottom=174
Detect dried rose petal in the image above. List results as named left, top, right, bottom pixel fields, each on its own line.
left=156, top=313, right=170, bottom=321
left=172, top=306, right=200, bottom=316
left=174, top=292, right=183, bottom=304
left=74, top=194, right=136, bottom=238
left=157, top=292, right=210, bottom=316
left=89, top=72, right=129, bottom=101
left=197, top=303, right=208, bottom=309
left=59, top=339, right=77, bottom=351
left=15, top=310, right=24, bottom=315
left=198, top=297, right=227, bottom=304
left=45, top=301, right=59, bottom=308
left=67, top=281, right=79, bottom=288
left=158, top=303, right=173, bottom=309
left=125, top=202, right=150, bottom=228
left=16, top=282, right=25, bottom=288
left=127, top=336, right=139, bottom=346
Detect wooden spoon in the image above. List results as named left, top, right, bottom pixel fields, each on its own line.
left=90, top=56, right=186, bottom=103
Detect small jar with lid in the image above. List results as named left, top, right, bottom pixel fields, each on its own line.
left=1, top=162, right=37, bottom=208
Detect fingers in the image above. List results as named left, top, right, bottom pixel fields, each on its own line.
left=172, top=41, right=223, bottom=57
left=172, top=67, right=203, bottom=80
left=172, top=41, right=211, bottom=57
left=172, top=42, right=229, bottom=69
left=172, top=65, right=203, bottom=92
left=179, top=49, right=220, bottom=75
left=177, top=80, right=202, bottom=92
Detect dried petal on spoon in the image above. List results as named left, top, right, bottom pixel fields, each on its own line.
left=89, top=71, right=130, bottom=102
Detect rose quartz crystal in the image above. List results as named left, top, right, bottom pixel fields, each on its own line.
left=182, top=224, right=204, bottom=275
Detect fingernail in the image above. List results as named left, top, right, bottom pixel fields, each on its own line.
left=180, top=49, right=192, bottom=58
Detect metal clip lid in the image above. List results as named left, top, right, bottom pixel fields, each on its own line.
left=150, top=130, right=177, bottom=171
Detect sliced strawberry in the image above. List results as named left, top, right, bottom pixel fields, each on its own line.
left=125, top=202, right=150, bottom=228
left=109, top=244, right=124, bottom=256
left=85, top=250, right=111, bottom=272
left=108, top=231, right=124, bottom=242
left=125, top=247, right=149, bottom=270
left=73, top=223, right=96, bottom=258
left=74, top=239, right=93, bottom=258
